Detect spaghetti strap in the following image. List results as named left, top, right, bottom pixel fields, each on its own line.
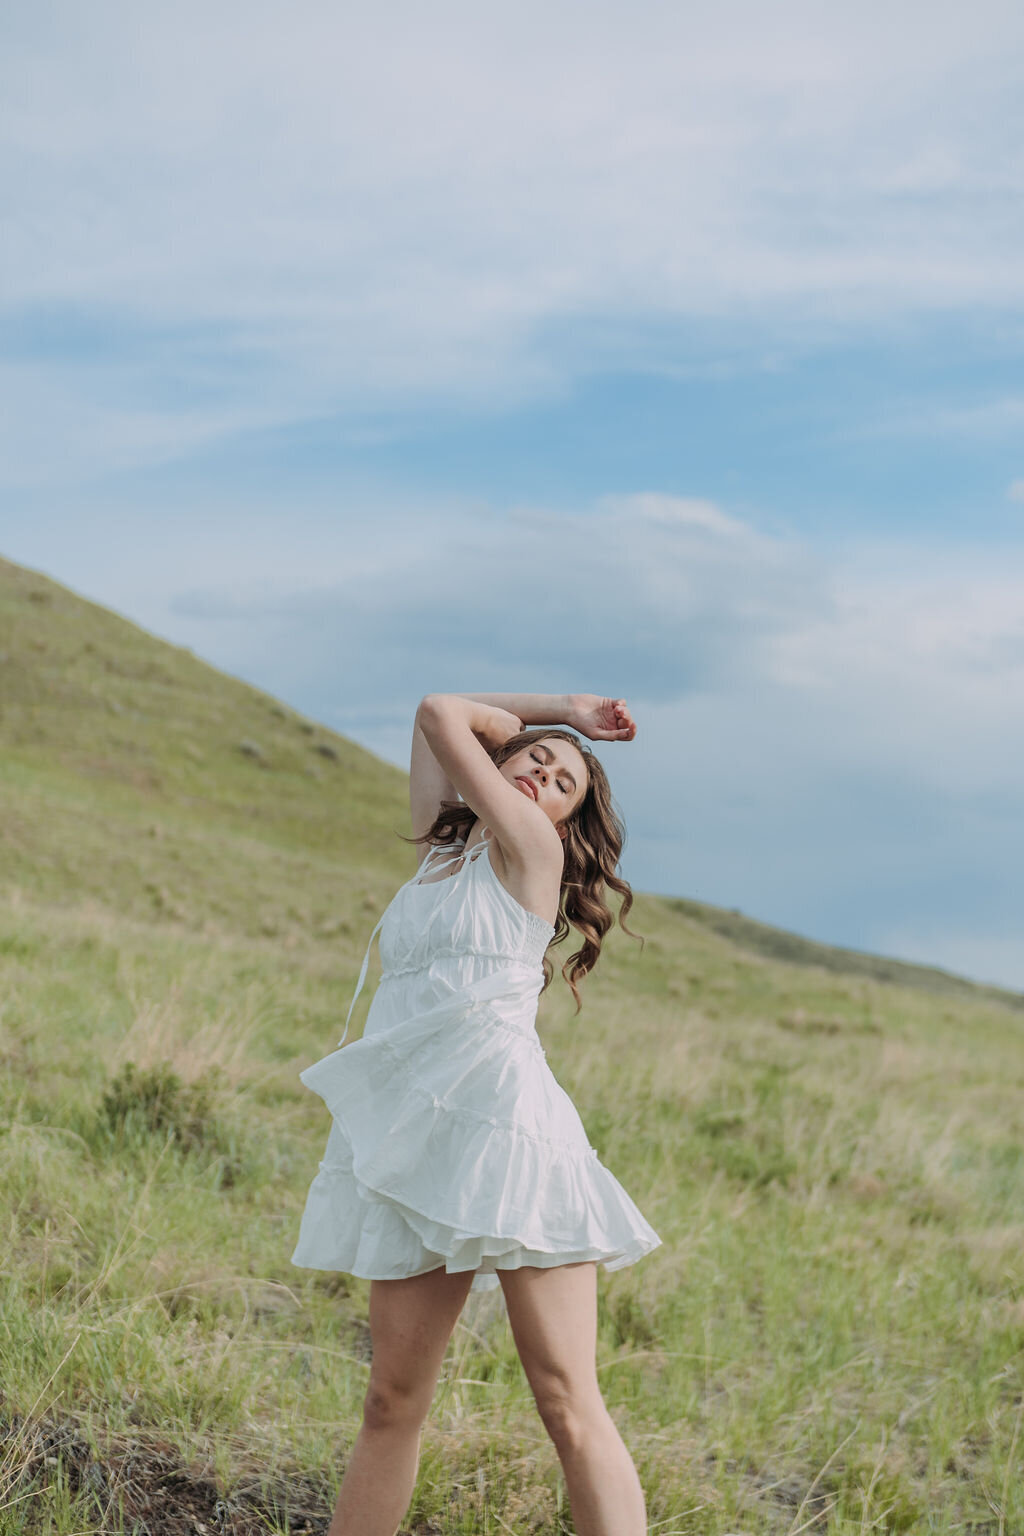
left=414, top=842, right=465, bottom=882
left=336, top=912, right=385, bottom=1047
left=412, top=830, right=491, bottom=884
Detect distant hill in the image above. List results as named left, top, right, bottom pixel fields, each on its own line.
left=1, top=552, right=1020, bottom=1011
left=663, top=895, right=1023, bottom=1011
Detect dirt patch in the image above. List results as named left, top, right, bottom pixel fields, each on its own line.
left=2, top=1413, right=337, bottom=1535
left=2, top=1412, right=454, bottom=1535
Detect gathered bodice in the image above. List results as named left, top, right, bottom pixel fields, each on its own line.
left=380, top=835, right=554, bottom=976
left=338, top=832, right=554, bottom=1047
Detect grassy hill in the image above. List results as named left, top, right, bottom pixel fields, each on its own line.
left=1, top=553, right=1022, bottom=1535
left=0, top=554, right=411, bottom=933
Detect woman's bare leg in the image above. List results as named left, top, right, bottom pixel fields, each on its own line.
left=328, top=1266, right=475, bottom=1536
left=498, top=1263, right=646, bottom=1536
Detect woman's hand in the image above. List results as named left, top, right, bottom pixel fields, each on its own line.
left=471, top=703, right=524, bottom=753
left=569, top=695, right=637, bottom=742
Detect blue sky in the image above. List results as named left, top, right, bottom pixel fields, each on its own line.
left=2, top=2, right=1023, bottom=988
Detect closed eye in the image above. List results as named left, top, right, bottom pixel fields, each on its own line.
left=531, top=749, right=571, bottom=794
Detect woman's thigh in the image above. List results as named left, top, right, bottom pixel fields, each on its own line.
left=367, top=1266, right=476, bottom=1399
left=497, top=1263, right=602, bottom=1405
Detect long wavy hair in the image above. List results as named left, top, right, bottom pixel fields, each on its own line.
left=414, top=728, right=638, bottom=1010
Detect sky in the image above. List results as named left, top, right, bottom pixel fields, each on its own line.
left=2, top=2, right=1023, bottom=989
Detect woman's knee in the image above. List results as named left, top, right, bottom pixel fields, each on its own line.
left=531, top=1375, right=607, bottom=1453
left=361, top=1374, right=432, bottom=1433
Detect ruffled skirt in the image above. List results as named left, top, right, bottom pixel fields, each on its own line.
left=291, top=977, right=661, bottom=1292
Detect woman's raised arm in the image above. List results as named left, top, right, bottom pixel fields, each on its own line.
left=455, top=693, right=637, bottom=742
left=412, top=695, right=560, bottom=865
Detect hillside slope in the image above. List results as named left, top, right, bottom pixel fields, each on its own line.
left=1, top=554, right=411, bottom=946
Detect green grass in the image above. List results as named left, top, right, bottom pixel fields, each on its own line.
left=1, top=554, right=1023, bottom=1533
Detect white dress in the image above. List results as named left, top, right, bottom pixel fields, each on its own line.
left=291, top=832, right=662, bottom=1292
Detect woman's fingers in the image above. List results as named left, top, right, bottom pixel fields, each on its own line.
left=574, top=695, right=637, bottom=741
left=611, top=699, right=636, bottom=740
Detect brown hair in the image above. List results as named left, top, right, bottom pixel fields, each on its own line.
left=415, top=728, right=638, bottom=1010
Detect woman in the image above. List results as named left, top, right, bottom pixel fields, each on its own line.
left=292, top=692, right=661, bottom=1536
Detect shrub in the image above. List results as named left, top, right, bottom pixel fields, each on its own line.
left=98, top=1061, right=221, bottom=1152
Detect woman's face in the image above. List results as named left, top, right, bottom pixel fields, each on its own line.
left=500, top=737, right=589, bottom=832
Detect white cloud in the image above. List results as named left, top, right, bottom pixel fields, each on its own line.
left=1009, top=480, right=1024, bottom=503
left=2, top=2, right=1024, bottom=478
left=162, top=494, right=829, bottom=716
left=758, top=555, right=1024, bottom=796
left=846, top=395, right=1024, bottom=445
left=909, top=399, right=1024, bottom=439
left=143, top=494, right=1024, bottom=826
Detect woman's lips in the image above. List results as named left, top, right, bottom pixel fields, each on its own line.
left=515, top=776, right=538, bottom=800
